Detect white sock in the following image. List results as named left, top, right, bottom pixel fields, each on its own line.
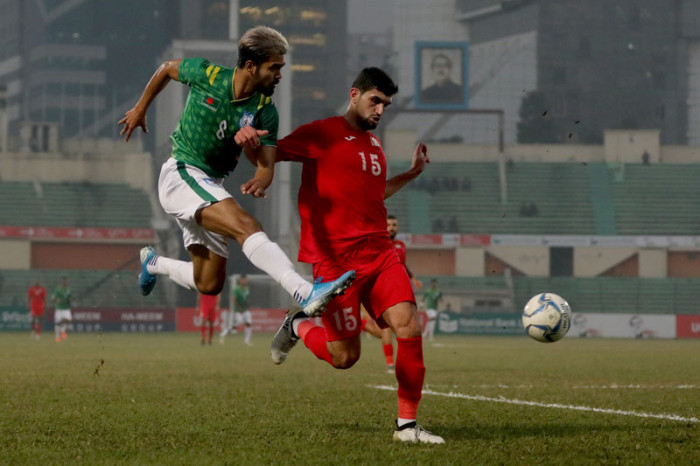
left=291, top=315, right=309, bottom=338
left=244, top=326, right=252, bottom=343
left=149, top=256, right=197, bottom=290
left=242, top=232, right=312, bottom=302
left=397, top=418, right=416, bottom=428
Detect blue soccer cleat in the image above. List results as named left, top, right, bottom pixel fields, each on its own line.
left=299, top=270, right=356, bottom=317
left=138, top=246, right=158, bottom=296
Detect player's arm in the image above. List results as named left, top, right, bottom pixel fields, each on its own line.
left=406, top=266, right=423, bottom=288
left=118, top=59, right=182, bottom=142
left=385, top=142, right=430, bottom=199
left=240, top=145, right=275, bottom=198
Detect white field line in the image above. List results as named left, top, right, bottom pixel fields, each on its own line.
left=444, top=384, right=698, bottom=390
left=369, top=385, right=699, bottom=423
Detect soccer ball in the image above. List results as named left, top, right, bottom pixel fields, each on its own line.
left=522, top=293, right=571, bottom=343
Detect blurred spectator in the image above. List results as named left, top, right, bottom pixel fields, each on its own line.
left=448, top=216, right=459, bottom=232
left=642, top=150, right=650, bottom=165
left=428, top=177, right=440, bottom=195
left=460, top=176, right=471, bottom=191
left=447, top=177, right=459, bottom=191
left=433, top=216, right=445, bottom=232
left=506, top=158, right=515, bottom=171
left=413, top=175, right=428, bottom=191
left=520, top=200, right=539, bottom=217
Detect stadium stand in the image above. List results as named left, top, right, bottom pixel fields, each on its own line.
left=512, top=276, right=700, bottom=315
left=387, top=161, right=700, bottom=236
left=387, top=162, right=596, bottom=235
left=609, top=164, right=700, bottom=235
left=0, top=181, right=152, bottom=228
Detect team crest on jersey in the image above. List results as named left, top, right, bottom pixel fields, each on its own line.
left=201, top=95, right=220, bottom=111
left=239, top=111, right=255, bottom=128
left=370, top=136, right=381, bottom=147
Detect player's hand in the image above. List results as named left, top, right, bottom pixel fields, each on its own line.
left=240, top=176, right=270, bottom=198
left=118, top=107, right=148, bottom=142
left=410, top=142, right=430, bottom=175
left=412, top=277, right=423, bottom=289
left=234, top=126, right=269, bottom=151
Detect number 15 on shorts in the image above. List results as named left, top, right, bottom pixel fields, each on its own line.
left=332, top=307, right=358, bottom=332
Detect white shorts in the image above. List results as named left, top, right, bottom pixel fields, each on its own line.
left=426, top=309, right=438, bottom=320
left=233, top=310, right=252, bottom=326
left=55, top=309, right=72, bottom=323
left=158, top=158, right=232, bottom=258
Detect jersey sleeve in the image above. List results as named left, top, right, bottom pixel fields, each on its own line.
left=255, top=98, right=279, bottom=147
left=277, top=121, right=324, bottom=162
left=178, top=58, right=211, bottom=88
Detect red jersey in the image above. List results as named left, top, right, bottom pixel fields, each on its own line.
left=278, top=116, right=392, bottom=263
left=27, top=285, right=46, bottom=314
left=392, top=239, right=407, bottom=265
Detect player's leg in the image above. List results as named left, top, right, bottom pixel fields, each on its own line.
left=243, top=310, right=252, bottom=345
left=423, top=309, right=437, bottom=341
left=54, top=310, right=62, bottom=341
left=271, top=269, right=363, bottom=367
left=381, top=302, right=443, bottom=444
left=219, top=310, right=231, bottom=342
left=199, top=199, right=354, bottom=316
left=367, top=256, right=444, bottom=444
left=362, top=308, right=384, bottom=339
left=33, top=315, right=42, bottom=339
left=61, top=310, right=71, bottom=339
left=381, top=327, right=395, bottom=371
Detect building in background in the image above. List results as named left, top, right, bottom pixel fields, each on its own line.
left=0, top=0, right=347, bottom=147
left=236, top=1, right=347, bottom=128
left=457, top=0, right=700, bottom=145
left=386, top=0, right=700, bottom=146
left=0, top=0, right=173, bottom=145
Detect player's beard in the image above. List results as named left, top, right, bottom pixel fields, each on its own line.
left=359, top=115, right=379, bottom=131
left=389, top=231, right=396, bottom=240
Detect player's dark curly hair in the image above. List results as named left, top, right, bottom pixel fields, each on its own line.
left=351, top=67, right=398, bottom=96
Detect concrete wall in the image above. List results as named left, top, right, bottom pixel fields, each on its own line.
left=573, top=247, right=638, bottom=277
left=0, top=150, right=153, bottom=191
left=384, top=129, right=700, bottom=163
left=0, top=240, right=30, bottom=269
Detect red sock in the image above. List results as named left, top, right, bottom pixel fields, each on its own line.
left=201, top=325, right=206, bottom=342
left=208, top=324, right=213, bottom=342
left=395, top=336, right=425, bottom=420
left=297, top=320, right=333, bottom=365
left=383, top=343, right=394, bottom=366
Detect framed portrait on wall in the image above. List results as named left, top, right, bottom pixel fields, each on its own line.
left=415, top=41, right=469, bottom=109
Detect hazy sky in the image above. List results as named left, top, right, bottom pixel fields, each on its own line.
left=347, top=0, right=394, bottom=34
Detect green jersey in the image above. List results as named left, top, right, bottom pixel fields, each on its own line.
left=424, top=289, right=442, bottom=310
left=170, top=58, right=279, bottom=178
left=53, top=286, right=72, bottom=309
left=232, top=285, right=250, bottom=313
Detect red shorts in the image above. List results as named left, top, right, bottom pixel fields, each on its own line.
left=313, top=245, right=415, bottom=341
left=30, top=306, right=44, bottom=317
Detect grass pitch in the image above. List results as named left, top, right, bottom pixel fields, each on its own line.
left=1, top=332, right=698, bottom=464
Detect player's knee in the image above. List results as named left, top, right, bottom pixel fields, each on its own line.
left=233, top=214, right=263, bottom=243
left=196, top=279, right=224, bottom=296
left=331, top=351, right=360, bottom=369
left=392, top=316, right=422, bottom=339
